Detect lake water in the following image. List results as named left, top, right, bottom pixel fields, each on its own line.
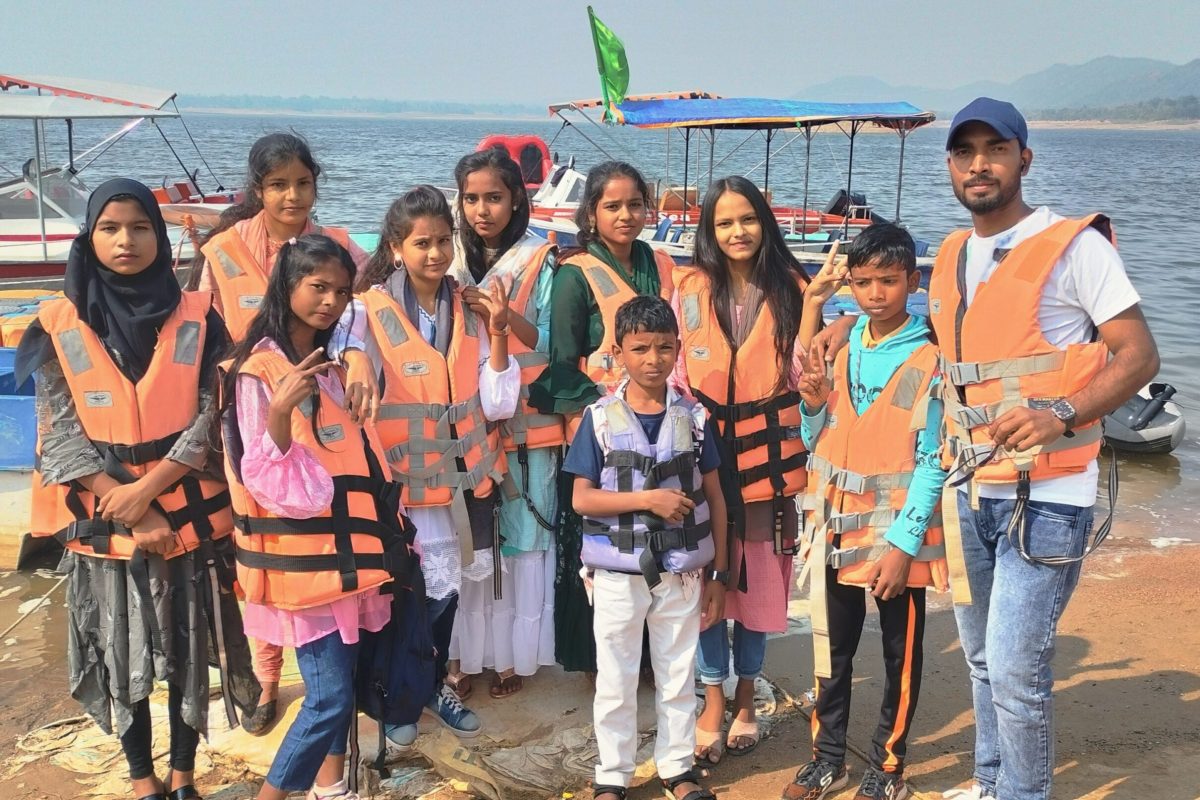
left=2, top=112, right=1196, bottom=540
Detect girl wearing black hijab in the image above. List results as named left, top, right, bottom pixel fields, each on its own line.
left=17, top=179, right=259, bottom=800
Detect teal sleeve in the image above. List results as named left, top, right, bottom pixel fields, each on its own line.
left=800, top=400, right=827, bottom=451
left=884, top=385, right=948, bottom=557
left=533, top=253, right=554, bottom=354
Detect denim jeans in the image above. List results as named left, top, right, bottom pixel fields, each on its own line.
left=696, top=620, right=768, bottom=685
left=266, top=631, right=359, bottom=792
left=953, top=495, right=1092, bottom=800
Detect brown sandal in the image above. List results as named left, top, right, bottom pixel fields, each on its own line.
left=445, top=671, right=472, bottom=701
left=489, top=671, right=523, bottom=698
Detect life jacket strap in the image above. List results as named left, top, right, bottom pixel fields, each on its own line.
left=826, top=541, right=946, bottom=569
left=92, top=431, right=184, bottom=466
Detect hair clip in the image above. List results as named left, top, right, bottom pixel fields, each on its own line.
left=287, top=237, right=297, bottom=245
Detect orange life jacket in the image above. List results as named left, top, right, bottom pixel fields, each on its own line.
left=202, top=224, right=351, bottom=343
left=928, top=215, right=1111, bottom=484
left=804, top=341, right=948, bottom=590
left=358, top=285, right=507, bottom=511
left=565, top=247, right=675, bottom=441
left=31, top=293, right=232, bottom=560
left=674, top=266, right=808, bottom=547
left=485, top=244, right=565, bottom=531
left=223, top=350, right=411, bottom=611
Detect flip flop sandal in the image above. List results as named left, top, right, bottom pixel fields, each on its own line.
left=445, top=671, right=473, bottom=701
left=725, top=717, right=760, bottom=756
left=489, top=673, right=523, bottom=699
left=593, top=785, right=627, bottom=800
left=661, top=770, right=717, bottom=800
left=694, top=724, right=725, bottom=765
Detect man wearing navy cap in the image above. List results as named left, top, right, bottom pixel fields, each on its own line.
left=930, top=99, right=1158, bottom=800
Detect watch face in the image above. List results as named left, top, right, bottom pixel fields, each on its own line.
left=1050, top=399, right=1076, bottom=421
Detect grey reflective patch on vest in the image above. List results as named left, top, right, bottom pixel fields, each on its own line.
left=318, top=424, right=345, bottom=444
left=462, top=300, right=479, bottom=337
left=57, top=329, right=92, bottom=376
left=930, top=298, right=941, bottom=315
left=586, top=266, right=620, bottom=298
left=689, top=345, right=710, bottom=361
left=828, top=413, right=838, bottom=429
left=375, top=306, right=409, bottom=347
left=682, top=293, right=701, bottom=332
left=891, top=366, right=925, bottom=411
left=237, top=295, right=263, bottom=310
left=403, top=361, right=430, bottom=377
left=213, top=246, right=244, bottom=279
left=173, top=321, right=201, bottom=365
left=604, top=401, right=633, bottom=435
left=671, top=409, right=692, bottom=453
left=84, top=391, right=113, bottom=408
left=298, top=396, right=314, bottom=418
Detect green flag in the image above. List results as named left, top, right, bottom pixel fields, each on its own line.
left=587, top=6, right=629, bottom=117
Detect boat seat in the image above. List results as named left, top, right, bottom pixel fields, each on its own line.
left=651, top=218, right=673, bottom=241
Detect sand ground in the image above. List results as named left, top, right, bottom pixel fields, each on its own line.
left=1, top=538, right=1197, bottom=800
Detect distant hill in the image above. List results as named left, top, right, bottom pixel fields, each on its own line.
left=795, top=56, right=1200, bottom=118
left=179, top=94, right=544, bottom=117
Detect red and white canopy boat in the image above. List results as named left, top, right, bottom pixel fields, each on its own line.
left=0, top=74, right=239, bottom=283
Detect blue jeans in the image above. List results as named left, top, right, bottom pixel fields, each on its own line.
left=266, top=631, right=359, bottom=792
left=696, top=620, right=767, bottom=685
left=953, top=496, right=1092, bottom=800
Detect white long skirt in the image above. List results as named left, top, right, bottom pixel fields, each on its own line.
left=448, top=548, right=557, bottom=676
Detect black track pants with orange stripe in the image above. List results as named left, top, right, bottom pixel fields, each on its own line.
left=811, top=565, right=927, bottom=774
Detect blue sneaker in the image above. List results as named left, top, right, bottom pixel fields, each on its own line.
left=425, top=682, right=482, bottom=737
left=384, top=722, right=418, bottom=752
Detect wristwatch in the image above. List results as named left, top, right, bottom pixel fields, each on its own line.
left=706, top=568, right=730, bottom=586
left=1048, top=398, right=1077, bottom=432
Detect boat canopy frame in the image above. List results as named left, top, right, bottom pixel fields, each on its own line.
left=1, top=74, right=230, bottom=259
left=548, top=92, right=935, bottom=239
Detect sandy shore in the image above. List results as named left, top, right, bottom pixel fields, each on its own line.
left=1, top=535, right=1197, bottom=799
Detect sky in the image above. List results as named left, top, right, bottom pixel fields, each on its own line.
left=2, top=0, right=1197, bottom=104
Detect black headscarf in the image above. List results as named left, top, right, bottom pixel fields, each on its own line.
left=62, top=178, right=181, bottom=383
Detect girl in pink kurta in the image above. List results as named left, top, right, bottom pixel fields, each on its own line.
left=221, top=234, right=401, bottom=800
left=670, top=177, right=813, bottom=763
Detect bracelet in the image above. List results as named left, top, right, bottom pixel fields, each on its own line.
left=488, top=325, right=510, bottom=337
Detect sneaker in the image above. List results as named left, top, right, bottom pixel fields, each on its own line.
left=781, top=759, right=849, bottom=800
left=424, top=682, right=482, bottom=737
left=942, top=785, right=996, bottom=799
left=306, top=778, right=360, bottom=800
left=384, top=721, right=418, bottom=752
left=855, top=767, right=909, bottom=800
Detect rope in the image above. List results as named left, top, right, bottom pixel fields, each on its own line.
left=0, top=575, right=67, bottom=640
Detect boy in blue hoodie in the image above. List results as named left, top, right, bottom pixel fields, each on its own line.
left=782, top=224, right=948, bottom=800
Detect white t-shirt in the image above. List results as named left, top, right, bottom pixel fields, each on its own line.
left=961, top=207, right=1141, bottom=506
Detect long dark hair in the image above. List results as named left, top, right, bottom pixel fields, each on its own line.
left=454, top=148, right=530, bottom=283
left=692, top=176, right=809, bottom=396
left=188, top=132, right=322, bottom=288
left=571, top=160, right=651, bottom=252
left=219, top=234, right=357, bottom=451
left=357, top=185, right=455, bottom=293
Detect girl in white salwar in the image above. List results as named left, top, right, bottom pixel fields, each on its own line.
left=447, top=148, right=560, bottom=698
left=333, top=185, right=519, bottom=746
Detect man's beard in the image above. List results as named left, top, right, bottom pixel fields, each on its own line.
left=953, top=178, right=1021, bottom=215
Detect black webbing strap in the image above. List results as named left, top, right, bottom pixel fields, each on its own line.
left=730, top=422, right=805, bottom=455
left=234, top=514, right=398, bottom=539
left=92, top=431, right=183, bottom=467
left=331, top=477, right=358, bottom=595
left=517, top=443, right=558, bottom=532
left=128, top=549, right=166, bottom=656
left=735, top=452, right=809, bottom=489
left=236, top=548, right=405, bottom=573
left=696, top=387, right=800, bottom=423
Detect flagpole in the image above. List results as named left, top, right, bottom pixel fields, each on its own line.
left=587, top=6, right=612, bottom=119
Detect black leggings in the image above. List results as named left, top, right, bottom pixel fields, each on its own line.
left=119, top=684, right=200, bottom=780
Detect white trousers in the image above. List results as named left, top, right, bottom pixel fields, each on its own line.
left=592, top=570, right=701, bottom=788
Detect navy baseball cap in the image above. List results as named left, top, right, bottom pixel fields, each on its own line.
left=946, top=97, right=1028, bottom=150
